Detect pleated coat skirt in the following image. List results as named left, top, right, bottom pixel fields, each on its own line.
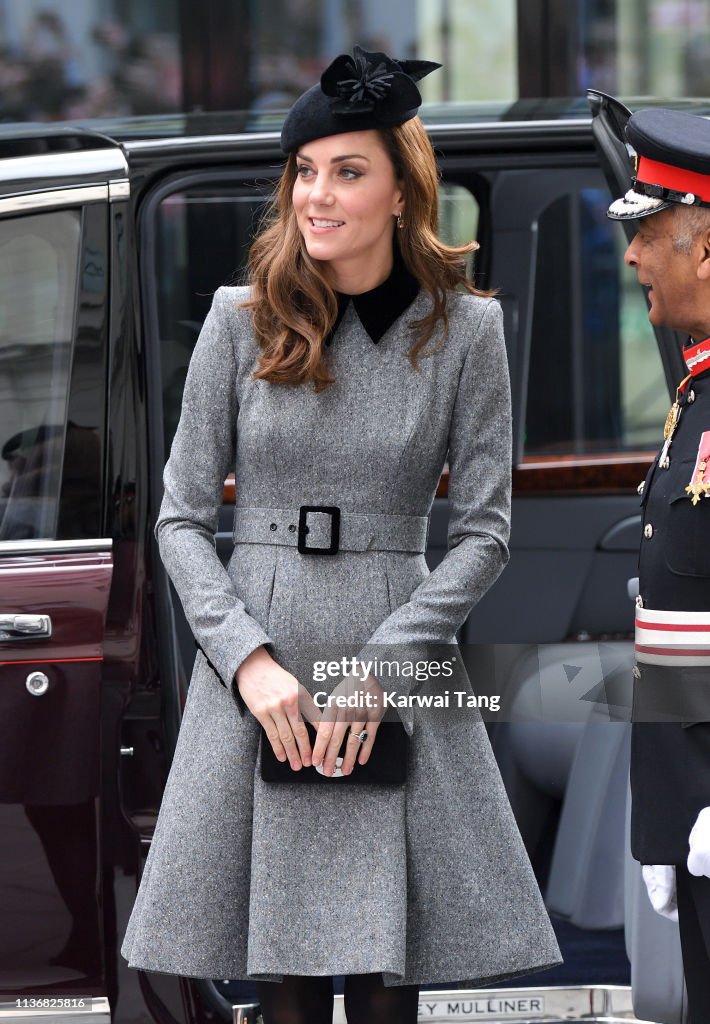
left=120, top=285, right=562, bottom=985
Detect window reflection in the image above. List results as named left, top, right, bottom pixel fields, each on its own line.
left=581, top=0, right=710, bottom=98
left=525, top=188, right=666, bottom=457
left=0, top=211, right=80, bottom=540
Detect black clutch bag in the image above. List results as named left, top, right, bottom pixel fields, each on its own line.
left=260, top=720, right=408, bottom=784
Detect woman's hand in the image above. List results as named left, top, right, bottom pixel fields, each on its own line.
left=235, top=647, right=321, bottom=771
left=312, top=666, right=386, bottom=777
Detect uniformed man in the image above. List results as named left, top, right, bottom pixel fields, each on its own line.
left=607, top=106, right=710, bottom=1021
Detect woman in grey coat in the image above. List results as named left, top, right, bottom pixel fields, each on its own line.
left=121, top=45, right=561, bottom=1023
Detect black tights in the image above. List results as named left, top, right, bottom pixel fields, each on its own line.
left=255, top=973, right=419, bottom=1024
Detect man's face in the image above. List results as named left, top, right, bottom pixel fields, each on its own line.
left=624, top=206, right=707, bottom=338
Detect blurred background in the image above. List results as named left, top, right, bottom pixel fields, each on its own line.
left=0, top=0, right=709, bottom=123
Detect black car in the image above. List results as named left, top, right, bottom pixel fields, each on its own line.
left=0, top=95, right=696, bottom=1024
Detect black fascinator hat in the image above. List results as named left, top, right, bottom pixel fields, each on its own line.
left=281, top=45, right=441, bottom=154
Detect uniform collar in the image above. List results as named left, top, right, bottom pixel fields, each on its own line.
left=684, top=336, right=710, bottom=378
left=679, top=337, right=710, bottom=393
left=324, top=244, right=420, bottom=347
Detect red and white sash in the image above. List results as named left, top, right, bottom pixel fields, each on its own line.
left=636, top=606, right=710, bottom=666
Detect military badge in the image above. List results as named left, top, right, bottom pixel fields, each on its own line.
left=658, top=373, right=692, bottom=468
left=685, top=431, right=710, bottom=505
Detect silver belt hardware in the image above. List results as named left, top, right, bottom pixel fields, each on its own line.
left=233, top=505, right=429, bottom=554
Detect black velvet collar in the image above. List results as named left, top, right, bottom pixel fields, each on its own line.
left=324, top=247, right=420, bottom=347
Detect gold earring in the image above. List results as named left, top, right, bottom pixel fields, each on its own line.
left=397, top=212, right=404, bottom=230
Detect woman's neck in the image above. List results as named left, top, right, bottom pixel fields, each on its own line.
left=325, top=253, right=394, bottom=296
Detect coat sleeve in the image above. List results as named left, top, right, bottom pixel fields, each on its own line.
left=154, top=287, right=275, bottom=707
left=356, top=299, right=512, bottom=728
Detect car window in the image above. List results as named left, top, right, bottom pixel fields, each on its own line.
left=524, top=187, right=667, bottom=457
left=155, top=186, right=267, bottom=458
left=155, top=180, right=480, bottom=459
left=0, top=210, right=81, bottom=541
left=438, top=183, right=480, bottom=277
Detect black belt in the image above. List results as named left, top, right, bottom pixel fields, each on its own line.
left=232, top=505, right=429, bottom=556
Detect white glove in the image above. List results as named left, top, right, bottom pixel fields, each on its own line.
left=687, top=806, right=710, bottom=878
left=642, top=864, right=679, bottom=922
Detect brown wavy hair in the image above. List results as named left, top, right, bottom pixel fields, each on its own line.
left=240, top=115, right=491, bottom=391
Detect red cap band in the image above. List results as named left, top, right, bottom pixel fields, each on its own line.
left=637, top=155, right=710, bottom=203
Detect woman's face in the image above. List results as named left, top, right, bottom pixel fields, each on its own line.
left=292, top=129, right=404, bottom=292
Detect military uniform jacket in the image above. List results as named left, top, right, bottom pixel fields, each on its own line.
left=632, top=363, right=710, bottom=864
left=120, top=272, right=561, bottom=985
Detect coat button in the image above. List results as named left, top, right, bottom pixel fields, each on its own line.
left=689, top=389, right=696, bottom=403
left=288, top=524, right=296, bottom=532
left=637, top=480, right=645, bottom=495
left=644, top=523, right=653, bottom=538
left=636, top=594, right=644, bottom=608
left=270, top=523, right=277, bottom=531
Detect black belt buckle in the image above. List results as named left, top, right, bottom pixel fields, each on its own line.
left=297, top=505, right=340, bottom=555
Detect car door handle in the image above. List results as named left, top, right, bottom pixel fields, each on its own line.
left=0, top=614, right=52, bottom=641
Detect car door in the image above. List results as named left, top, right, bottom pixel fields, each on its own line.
left=456, top=126, right=669, bottom=648
left=0, top=133, right=124, bottom=1013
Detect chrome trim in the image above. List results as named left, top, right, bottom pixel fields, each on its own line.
left=0, top=538, right=113, bottom=556
left=0, top=614, right=52, bottom=641
left=26, top=670, right=50, bottom=696
left=0, top=184, right=107, bottom=216
left=0, top=148, right=128, bottom=183
left=232, top=1007, right=261, bottom=1024
left=123, top=117, right=592, bottom=154
left=333, top=985, right=637, bottom=1023
left=424, top=116, right=593, bottom=134
left=126, top=131, right=281, bottom=151
left=227, top=985, right=644, bottom=1024
left=109, top=179, right=130, bottom=201
left=0, top=996, right=110, bottom=1024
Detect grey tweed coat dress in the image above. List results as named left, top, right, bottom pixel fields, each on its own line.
left=121, top=279, right=562, bottom=986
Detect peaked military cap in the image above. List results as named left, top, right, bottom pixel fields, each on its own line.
left=608, top=107, right=710, bottom=220
left=280, top=45, right=441, bottom=154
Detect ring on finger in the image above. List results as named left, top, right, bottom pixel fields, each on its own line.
left=350, top=729, right=368, bottom=745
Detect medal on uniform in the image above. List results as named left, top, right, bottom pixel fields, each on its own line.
left=685, top=431, right=710, bottom=505
left=663, top=401, right=681, bottom=440
left=660, top=338, right=710, bottom=471
left=658, top=373, right=692, bottom=468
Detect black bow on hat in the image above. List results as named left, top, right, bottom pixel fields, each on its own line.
left=281, top=45, right=441, bottom=154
